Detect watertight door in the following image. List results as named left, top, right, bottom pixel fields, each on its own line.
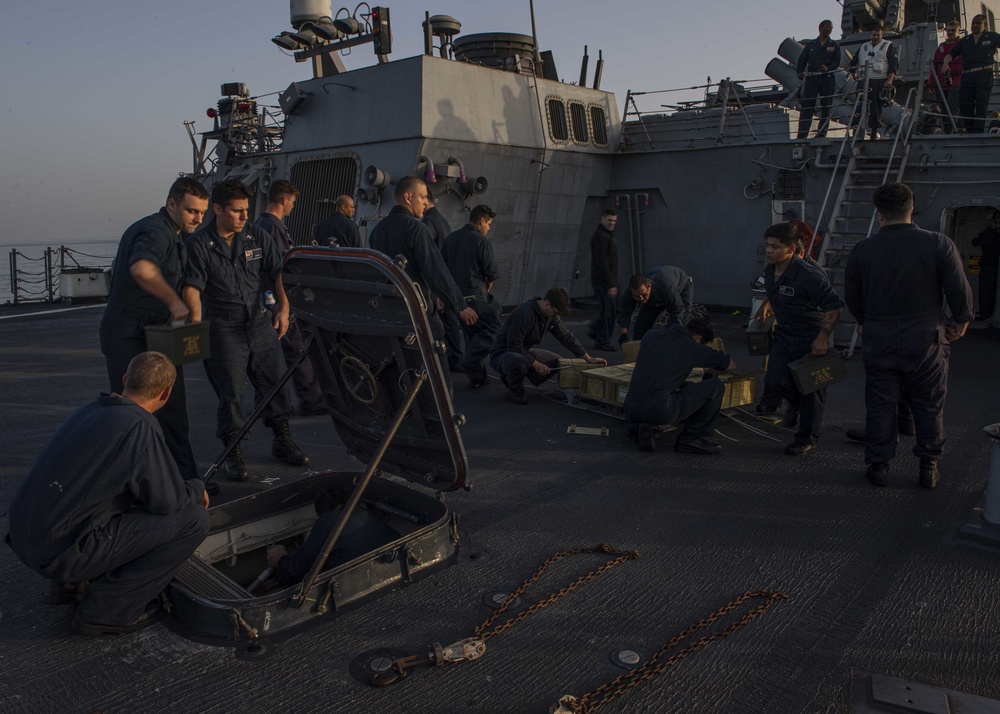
left=281, top=247, right=468, bottom=492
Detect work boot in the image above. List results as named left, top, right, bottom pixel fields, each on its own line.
left=675, top=436, right=723, bottom=455
left=919, top=457, right=940, bottom=489
left=756, top=402, right=779, bottom=416
left=784, top=442, right=816, bottom=457
left=272, top=420, right=310, bottom=466
left=467, top=365, right=490, bottom=389
left=73, top=600, right=162, bottom=636
left=846, top=428, right=866, bottom=443
left=637, top=423, right=656, bottom=452
left=222, top=437, right=249, bottom=482
left=43, top=580, right=89, bottom=605
left=866, top=462, right=889, bottom=487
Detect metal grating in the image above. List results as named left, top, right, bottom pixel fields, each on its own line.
left=286, top=155, right=361, bottom=246
left=546, top=97, right=569, bottom=142
left=590, top=105, right=609, bottom=147
left=569, top=102, right=589, bottom=144
left=776, top=169, right=804, bottom=200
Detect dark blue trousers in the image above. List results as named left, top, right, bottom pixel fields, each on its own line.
left=203, top=312, right=293, bottom=440
left=41, top=505, right=209, bottom=626
left=99, top=317, right=199, bottom=480
left=441, top=306, right=464, bottom=369
left=489, top=348, right=560, bottom=393
left=798, top=74, right=836, bottom=138
left=861, top=321, right=949, bottom=465
left=959, top=70, right=994, bottom=133
left=628, top=378, right=725, bottom=439
left=458, top=295, right=502, bottom=373
left=279, top=317, right=324, bottom=412
left=769, top=332, right=826, bottom=446
left=590, top=283, right=618, bottom=345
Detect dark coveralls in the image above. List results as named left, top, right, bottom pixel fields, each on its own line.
left=951, top=31, right=1000, bottom=133
left=764, top=257, right=843, bottom=447
left=254, top=212, right=324, bottom=414
left=185, top=218, right=293, bottom=440
left=313, top=212, right=361, bottom=248
left=99, top=208, right=199, bottom=480
left=973, top=225, right=1000, bottom=319
left=845, top=223, right=974, bottom=466
left=489, top=299, right=587, bottom=395
left=623, top=324, right=731, bottom=439
left=5, top=395, right=208, bottom=626
left=370, top=206, right=467, bottom=381
left=589, top=223, right=619, bottom=346
left=850, top=41, right=899, bottom=135
left=421, top=208, right=462, bottom=367
left=274, top=507, right=399, bottom=586
left=796, top=35, right=842, bottom=138
left=441, top=223, right=502, bottom=374
left=617, top=265, right=694, bottom=341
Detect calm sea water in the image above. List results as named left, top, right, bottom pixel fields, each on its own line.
left=1, top=239, right=119, bottom=304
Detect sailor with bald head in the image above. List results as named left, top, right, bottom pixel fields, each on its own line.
left=314, top=194, right=362, bottom=248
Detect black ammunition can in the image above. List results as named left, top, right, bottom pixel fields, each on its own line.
left=745, top=316, right=775, bottom=356
left=787, top=351, right=846, bottom=394
left=145, top=322, right=211, bottom=365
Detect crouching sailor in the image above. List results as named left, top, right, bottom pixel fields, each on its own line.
left=265, top=486, right=399, bottom=586
left=5, top=352, right=210, bottom=635
left=624, top=317, right=735, bottom=454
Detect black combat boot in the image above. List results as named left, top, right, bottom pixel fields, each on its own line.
left=272, top=420, right=310, bottom=466
left=919, top=457, right=939, bottom=489
left=222, top=435, right=249, bottom=482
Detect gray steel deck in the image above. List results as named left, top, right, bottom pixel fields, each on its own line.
left=1, top=305, right=999, bottom=713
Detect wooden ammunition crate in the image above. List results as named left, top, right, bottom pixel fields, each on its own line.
left=578, top=364, right=635, bottom=405
left=719, top=374, right=757, bottom=409
left=684, top=370, right=759, bottom=410
left=622, top=340, right=641, bottom=363
left=557, top=359, right=595, bottom=389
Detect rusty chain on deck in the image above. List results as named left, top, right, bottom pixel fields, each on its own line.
left=475, top=543, right=640, bottom=641
left=553, top=589, right=789, bottom=714
left=369, top=543, right=639, bottom=686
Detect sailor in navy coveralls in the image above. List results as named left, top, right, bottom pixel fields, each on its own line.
left=762, top=222, right=843, bottom=457
left=100, top=177, right=208, bottom=483
left=845, top=183, right=973, bottom=488
left=6, top=352, right=209, bottom=635
left=183, top=179, right=309, bottom=481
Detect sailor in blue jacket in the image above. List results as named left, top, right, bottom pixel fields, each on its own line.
left=761, top=222, right=843, bottom=457
left=184, top=179, right=309, bottom=481
left=489, top=287, right=606, bottom=405
left=624, top=318, right=735, bottom=455
left=796, top=19, right=841, bottom=139
left=845, top=183, right=973, bottom=488
left=617, top=265, right=694, bottom=342
left=369, top=177, right=477, bottom=383
left=5, top=352, right=209, bottom=635
left=100, top=177, right=208, bottom=484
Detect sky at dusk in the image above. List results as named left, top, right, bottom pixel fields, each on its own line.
left=1, top=0, right=840, bottom=245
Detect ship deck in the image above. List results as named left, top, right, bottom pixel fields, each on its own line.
left=1, top=305, right=999, bottom=713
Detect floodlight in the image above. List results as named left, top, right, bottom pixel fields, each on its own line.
left=272, top=32, right=304, bottom=51
left=313, top=23, right=344, bottom=41
left=289, top=27, right=318, bottom=47
left=334, top=17, right=361, bottom=35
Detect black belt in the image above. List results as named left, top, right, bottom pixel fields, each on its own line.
left=205, top=306, right=252, bottom=321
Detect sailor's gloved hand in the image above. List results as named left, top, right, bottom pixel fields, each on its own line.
left=617, top=333, right=628, bottom=346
